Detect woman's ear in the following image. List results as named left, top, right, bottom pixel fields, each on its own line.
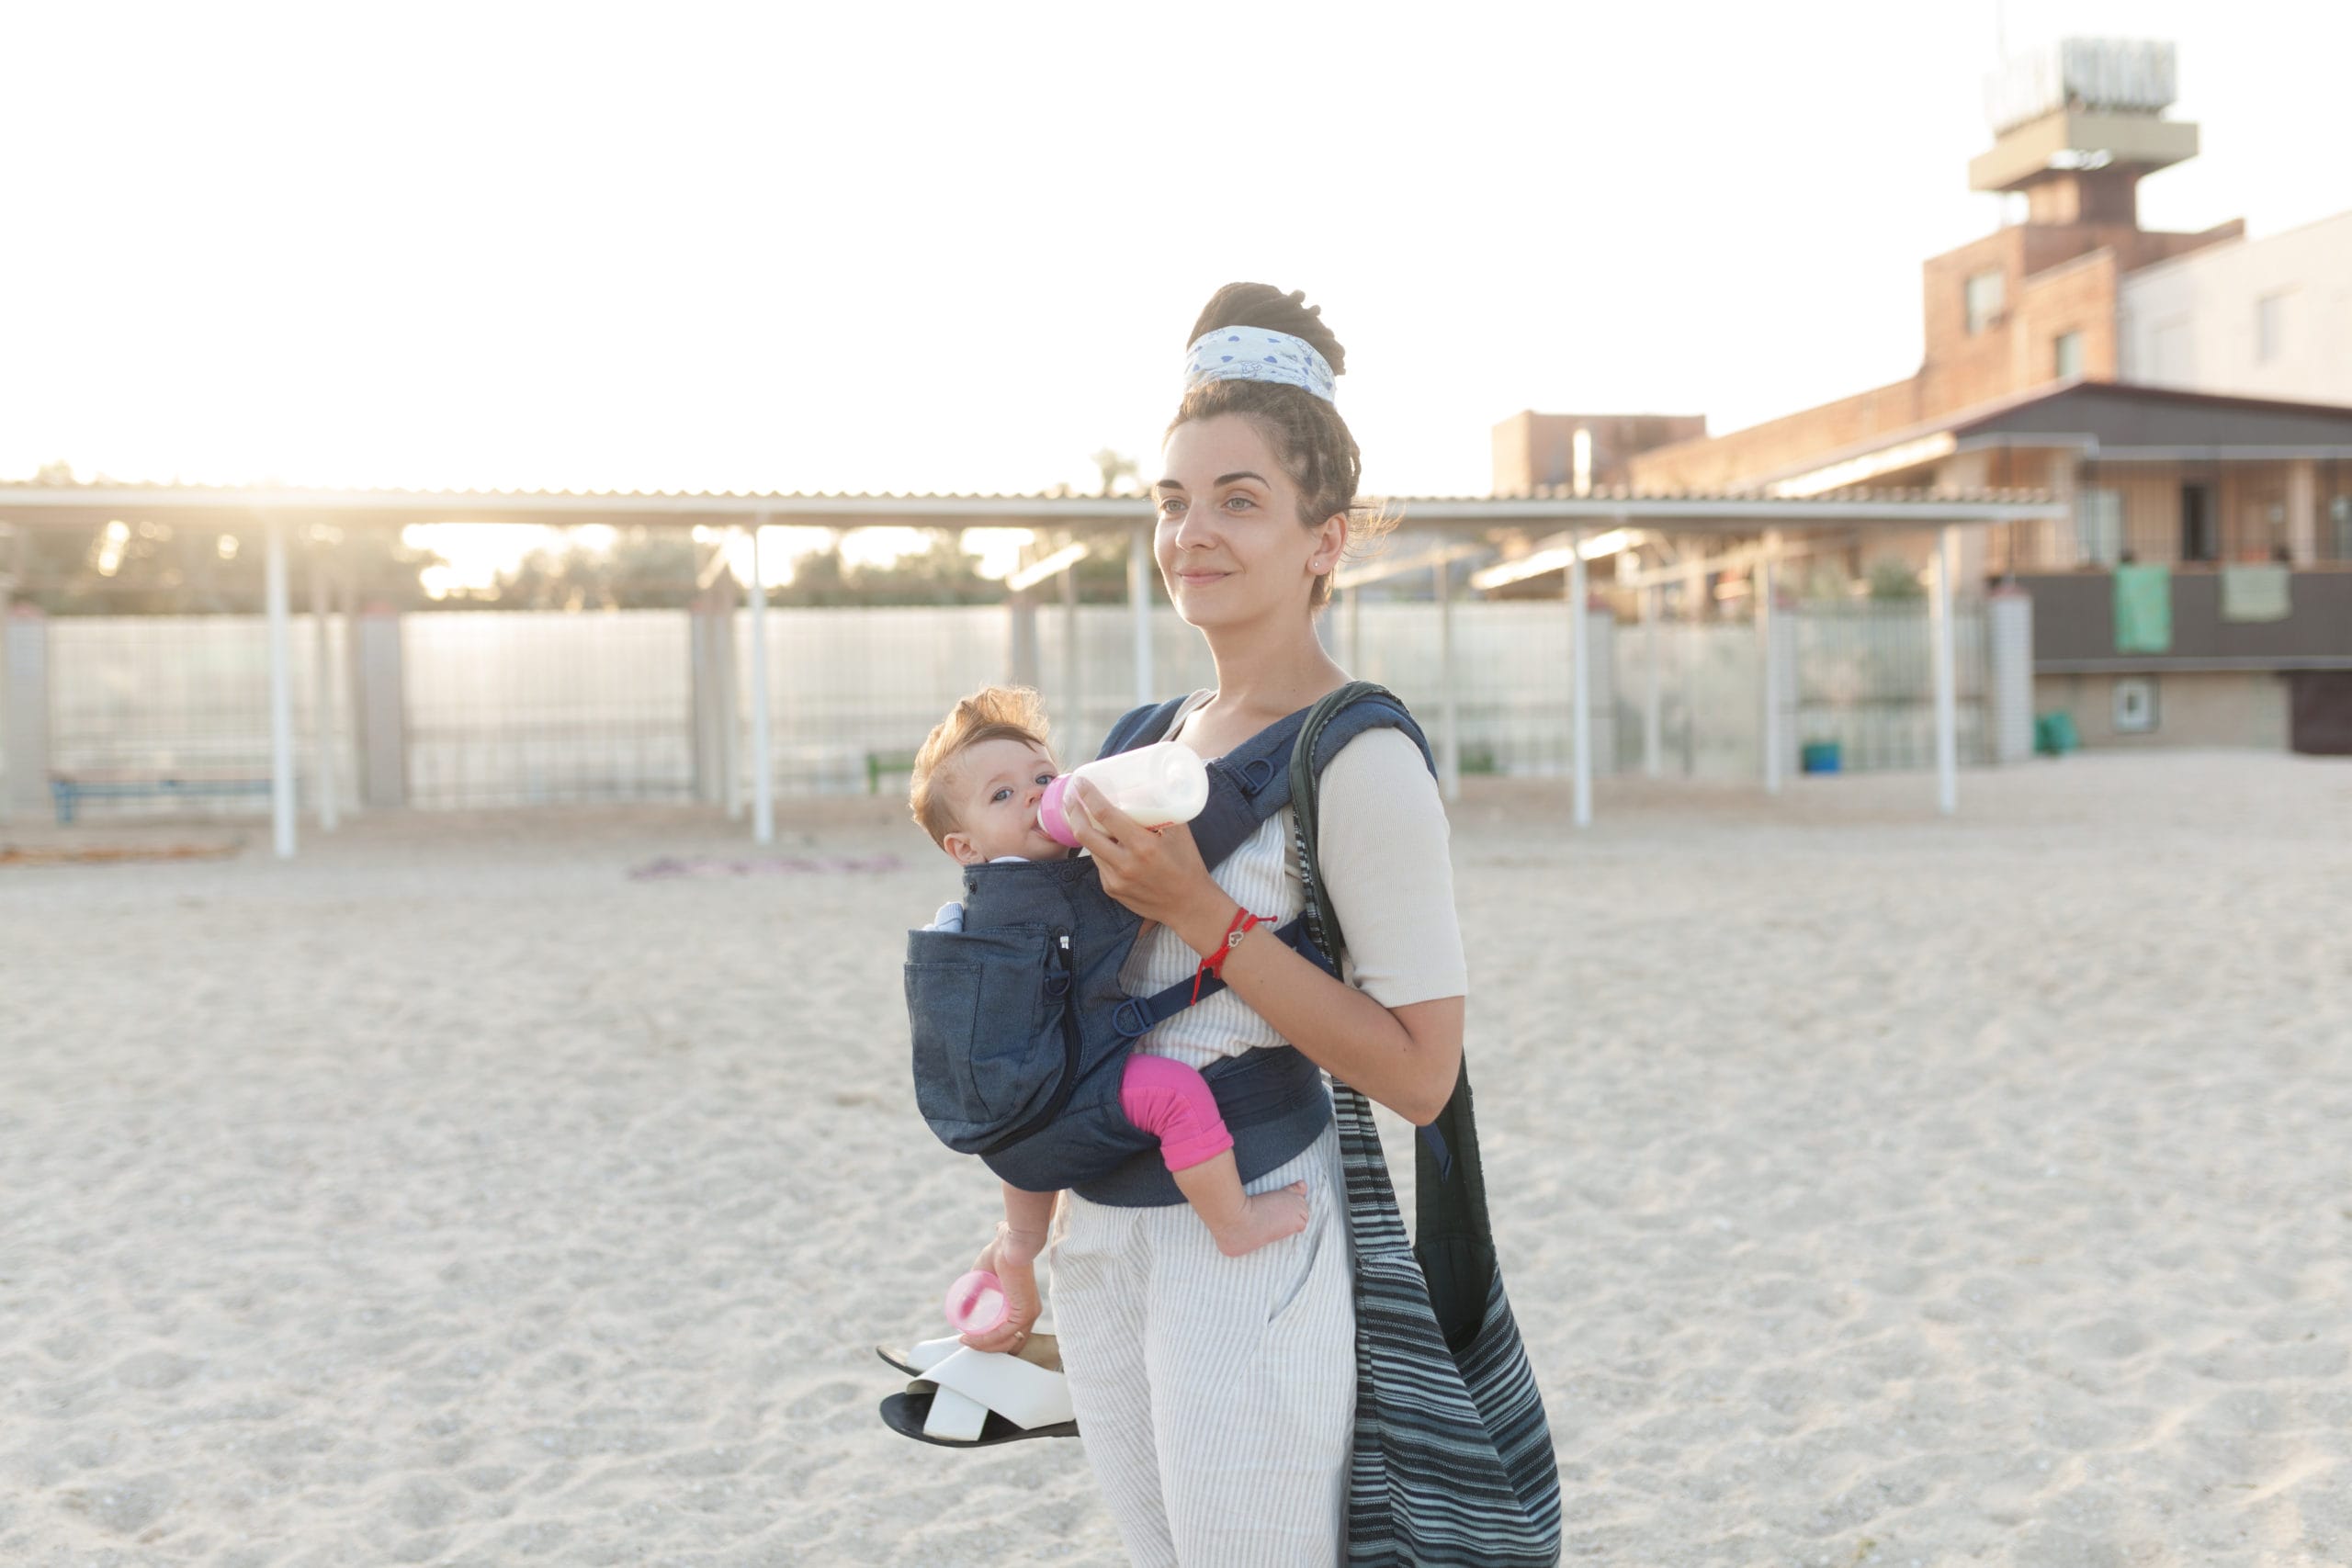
left=1311, top=513, right=1349, bottom=576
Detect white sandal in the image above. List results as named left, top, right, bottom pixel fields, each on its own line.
left=876, top=1337, right=1078, bottom=1447
left=873, top=1335, right=964, bottom=1379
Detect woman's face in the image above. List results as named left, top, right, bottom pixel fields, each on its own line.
left=1154, top=414, right=1343, bottom=632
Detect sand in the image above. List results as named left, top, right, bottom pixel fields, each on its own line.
left=2, top=751, right=2347, bottom=1567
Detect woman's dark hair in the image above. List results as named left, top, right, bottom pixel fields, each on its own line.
left=1171, top=283, right=1394, bottom=612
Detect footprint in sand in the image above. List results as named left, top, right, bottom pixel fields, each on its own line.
left=784, top=1380, right=865, bottom=1421
left=58, top=1472, right=173, bottom=1534
left=2054, top=1316, right=2149, bottom=1360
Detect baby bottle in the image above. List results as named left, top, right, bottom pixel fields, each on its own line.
left=944, top=1269, right=1009, bottom=1335
left=1038, top=742, right=1209, bottom=847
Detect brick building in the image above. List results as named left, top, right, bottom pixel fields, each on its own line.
left=1513, top=40, right=2247, bottom=500
left=1491, top=40, right=2352, bottom=754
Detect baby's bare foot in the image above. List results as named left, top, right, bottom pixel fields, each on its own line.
left=1212, top=1181, right=1310, bottom=1258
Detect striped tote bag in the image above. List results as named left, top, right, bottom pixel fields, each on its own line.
left=1289, top=683, right=1563, bottom=1568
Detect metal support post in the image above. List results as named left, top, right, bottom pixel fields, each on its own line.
left=1568, top=529, right=1591, bottom=828
left=1759, top=536, right=1782, bottom=795
left=1642, top=581, right=1661, bottom=779
left=746, top=521, right=775, bottom=843
left=1060, top=557, right=1081, bottom=744
left=1931, top=525, right=1959, bottom=816
left=308, top=539, right=339, bottom=830
left=1437, top=558, right=1460, bottom=804
left=264, top=518, right=298, bottom=859
left=1128, top=525, right=1154, bottom=705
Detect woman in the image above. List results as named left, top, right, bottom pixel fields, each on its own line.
left=967, top=283, right=1466, bottom=1566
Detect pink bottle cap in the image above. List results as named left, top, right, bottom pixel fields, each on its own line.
left=944, top=1269, right=1009, bottom=1334
left=1038, top=774, right=1079, bottom=848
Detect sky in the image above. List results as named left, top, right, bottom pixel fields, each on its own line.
left=5, top=1, right=2348, bottom=585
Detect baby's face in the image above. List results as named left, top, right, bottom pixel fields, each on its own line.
left=942, top=738, right=1071, bottom=866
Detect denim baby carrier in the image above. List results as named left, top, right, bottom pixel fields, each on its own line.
left=905, top=684, right=1433, bottom=1200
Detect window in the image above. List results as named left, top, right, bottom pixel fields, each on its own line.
left=2111, top=678, right=2159, bottom=735
left=2256, top=291, right=2292, bottom=363
left=2151, top=319, right=2192, bottom=386
left=2075, top=487, right=2125, bottom=566
left=1965, top=270, right=2006, bottom=335
left=2053, top=331, right=2084, bottom=378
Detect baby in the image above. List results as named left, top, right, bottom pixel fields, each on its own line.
left=910, top=685, right=1309, bottom=1259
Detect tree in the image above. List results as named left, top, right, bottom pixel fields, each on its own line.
left=12, top=517, right=451, bottom=615
left=1091, top=448, right=1142, bottom=496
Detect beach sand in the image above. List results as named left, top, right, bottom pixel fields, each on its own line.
left=2, top=751, right=2346, bottom=1566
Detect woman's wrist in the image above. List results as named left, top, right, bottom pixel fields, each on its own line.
left=993, top=1220, right=1047, bottom=1268
left=1174, top=888, right=1245, bottom=959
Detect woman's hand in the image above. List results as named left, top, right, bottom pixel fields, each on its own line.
left=1060, top=778, right=1227, bottom=937
left=957, top=1225, right=1046, bottom=1354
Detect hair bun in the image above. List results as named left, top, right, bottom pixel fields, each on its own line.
left=1189, top=283, right=1346, bottom=378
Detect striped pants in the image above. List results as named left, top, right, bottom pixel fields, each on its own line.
left=1052, top=1123, right=1355, bottom=1568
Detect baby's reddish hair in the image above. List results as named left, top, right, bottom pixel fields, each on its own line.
left=909, top=685, right=1055, bottom=844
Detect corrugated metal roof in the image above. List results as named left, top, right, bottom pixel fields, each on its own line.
left=0, top=479, right=2055, bottom=503
left=0, top=479, right=2065, bottom=529
left=1710, top=378, right=2352, bottom=492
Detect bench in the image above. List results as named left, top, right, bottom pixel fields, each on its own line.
left=49, top=772, right=273, bottom=825
left=865, top=750, right=919, bottom=795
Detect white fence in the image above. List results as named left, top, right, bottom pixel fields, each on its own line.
left=34, top=615, right=356, bottom=816
left=405, top=612, right=694, bottom=807
left=2, top=599, right=1993, bottom=821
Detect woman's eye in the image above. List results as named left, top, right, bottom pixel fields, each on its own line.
left=1224, top=494, right=1255, bottom=511
left=1158, top=496, right=1185, bottom=515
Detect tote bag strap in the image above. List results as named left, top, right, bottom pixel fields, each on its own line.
left=1295, top=684, right=1566, bottom=1566
left=1287, top=682, right=1498, bottom=1341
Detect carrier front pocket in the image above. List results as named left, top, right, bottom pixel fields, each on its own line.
left=905, top=923, right=1069, bottom=1153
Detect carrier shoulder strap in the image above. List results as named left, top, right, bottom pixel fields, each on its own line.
left=1097, top=682, right=1434, bottom=1043
left=1098, top=685, right=1431, bottom=861
left=1097, top=694, right=1193, bottom=760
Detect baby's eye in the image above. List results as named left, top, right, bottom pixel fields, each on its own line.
left=1034, top=772, right=1054, bottom=785
left=990, top=787, right=1012, bottom=803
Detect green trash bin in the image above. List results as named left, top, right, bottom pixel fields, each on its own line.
left=2034, top=711, right=2079, bottom=757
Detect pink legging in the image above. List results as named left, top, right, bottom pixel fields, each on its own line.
left=1118, top=1053, right=1235, bottom=1173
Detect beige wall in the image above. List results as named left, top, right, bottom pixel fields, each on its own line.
left=1492, top=412, right=1711, bottom=494
left=2034, top=670, right=2290, bottom=750
left=2120, top=209, right=2352, bottom=404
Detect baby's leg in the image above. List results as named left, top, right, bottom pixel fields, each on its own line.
left=1118, top=1054, right=1308, bottom=1258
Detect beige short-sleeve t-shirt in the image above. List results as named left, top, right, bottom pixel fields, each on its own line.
left=1113, top=691, right=1469, bottom=1071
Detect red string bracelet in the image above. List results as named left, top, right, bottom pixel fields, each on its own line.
left=1192, top=905, right=1269, bottom=1004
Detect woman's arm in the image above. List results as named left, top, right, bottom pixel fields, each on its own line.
left=1062, top=770, right=1464, bottom=1125
left=1169, top=901, right=1462, bottom=1124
